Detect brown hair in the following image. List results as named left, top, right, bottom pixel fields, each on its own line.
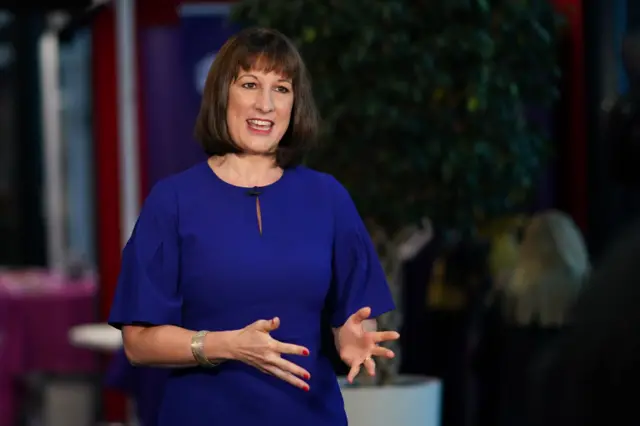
left=194, top=27, right=319, bottom=168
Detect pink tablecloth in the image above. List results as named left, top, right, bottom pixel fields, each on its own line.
left=0, top=270, right=99, bottom=426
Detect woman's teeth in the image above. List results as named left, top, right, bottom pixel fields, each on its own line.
left=247, top=119, right=273, bottom=130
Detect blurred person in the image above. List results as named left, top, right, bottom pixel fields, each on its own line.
left=504, top=209, right=589, bottom=326
left=604, top=32, right=640, bottom=243
left=108, top=27, right=399, bottom=426
left=609, top=32, right=640, bottom=189
left=474, top=210, right=589, bottom=426
left=481, top=215, right=528, bottom=291
left=526, top=33, right=640, bottom=426
left=529, top=219, right=640, bottom=426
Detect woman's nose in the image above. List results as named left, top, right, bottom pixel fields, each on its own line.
left=255, top=89, right=275, bottom=113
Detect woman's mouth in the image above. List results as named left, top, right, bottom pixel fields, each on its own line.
left=247, top=119, right=274, bottom=134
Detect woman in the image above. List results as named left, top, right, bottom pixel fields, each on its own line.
left=108, top=27, right=399, bottom=426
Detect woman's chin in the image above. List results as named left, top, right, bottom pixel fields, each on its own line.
left=240, top=142, right=279, bottom=156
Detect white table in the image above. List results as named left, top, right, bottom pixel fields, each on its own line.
left=68, top=323, right=123, bottom=353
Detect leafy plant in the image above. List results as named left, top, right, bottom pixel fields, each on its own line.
left=232, top=0, right=562, bottom=383
left=232, top=0, right=561, bottom=234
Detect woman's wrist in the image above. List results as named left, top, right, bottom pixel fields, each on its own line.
left=203, top=330, right=238, bottom=361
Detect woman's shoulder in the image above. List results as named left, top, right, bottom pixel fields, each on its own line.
left=142, top=162, right=208, bottom=210
left=290, top=167, right=358, bottom=222
left=291, top=166, right=350, bottom=198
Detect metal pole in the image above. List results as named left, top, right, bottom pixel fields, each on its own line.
left=115, top=0, right=140, bottom=247
left=39, top=20, right=65, bottom=270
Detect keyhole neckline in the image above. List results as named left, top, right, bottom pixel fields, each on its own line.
left=204, top=160, right=290, bottom=192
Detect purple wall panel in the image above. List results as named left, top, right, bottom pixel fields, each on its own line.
left=140, top=27, right=205, bottom=188
left=139, top=8, right=238, bottom=188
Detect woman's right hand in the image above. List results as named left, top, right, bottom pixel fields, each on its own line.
left=229, top=317, right=311, bottom=391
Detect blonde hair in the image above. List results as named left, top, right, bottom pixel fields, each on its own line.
left=504, top=210, right=589, bottom=326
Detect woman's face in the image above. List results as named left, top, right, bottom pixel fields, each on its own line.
left=226, top=69, right=294, bottom=155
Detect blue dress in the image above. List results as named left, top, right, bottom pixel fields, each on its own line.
left=108, top=161, right=395, bottom=426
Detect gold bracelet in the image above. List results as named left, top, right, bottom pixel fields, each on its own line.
left=190, top=330, right=220, bottom=368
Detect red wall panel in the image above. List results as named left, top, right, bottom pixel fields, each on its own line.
left=550, top=0, right=587, bottom=232
left=92, top=4, right=128, bottom=422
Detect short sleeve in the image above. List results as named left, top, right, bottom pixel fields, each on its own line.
left=325, top=176, right=395, bottom=327
left=108, top=181, right=182, bottom=329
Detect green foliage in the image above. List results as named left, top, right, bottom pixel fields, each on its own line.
left=232, top=0, right=563, bottom=235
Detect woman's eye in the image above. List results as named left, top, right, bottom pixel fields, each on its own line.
left=242, top=82, right=257, bottom=89
left=275, top=86, right=290, bottom=93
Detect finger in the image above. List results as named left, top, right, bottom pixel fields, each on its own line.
left=364, top=357, right=376, bottom=377
left=352, top=307, right=371, bottom=324
left=253, top=317, right=280, bottom=332
left=372, top=330, right=400, bottom=343
left=265, top=365, right=309, bottom=391
left=371, top=345, right=395, bottom=358
left=268, top=317, right=280, bottom=331
left=270, top=356, right=311, bottom=381
left=273, top=340, right=310, bottom=356
left=347, top=363, right=361, bottom=383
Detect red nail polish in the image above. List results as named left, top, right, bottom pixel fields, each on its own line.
left=304, top=373, right=310, bottom=380
left=302, top=349, right=309, bottom=356
left=303, top=385, right=309, bottom=392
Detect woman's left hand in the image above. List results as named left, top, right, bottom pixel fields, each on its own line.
left=336, top=307, right=400, bottom=383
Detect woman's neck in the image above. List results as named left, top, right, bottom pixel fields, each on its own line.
left=208, top=154, right=283, bottom=188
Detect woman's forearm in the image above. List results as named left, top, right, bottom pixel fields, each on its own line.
left=122, top=324, right=237, bottom=367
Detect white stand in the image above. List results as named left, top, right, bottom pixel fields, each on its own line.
left=339, top=375, right=441, bottom=426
